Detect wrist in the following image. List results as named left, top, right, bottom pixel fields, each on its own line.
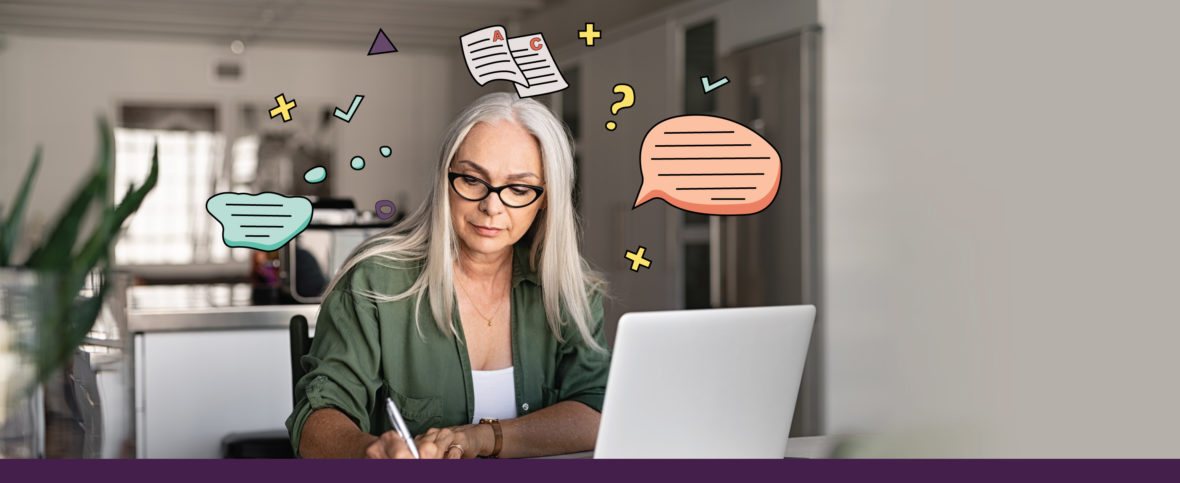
left=354, top=433, right=379, bottom=459
left=478, top=422, right=496, bottom=457
left=478, top=418, right=503, bottom=458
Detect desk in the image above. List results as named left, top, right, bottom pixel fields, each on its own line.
left=533, top=435, right=846, bottom=459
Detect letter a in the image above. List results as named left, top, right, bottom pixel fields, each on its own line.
left=492, top=30, right=504, bottom=42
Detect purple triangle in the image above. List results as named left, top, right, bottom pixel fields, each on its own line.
left=368, top=28, right=397, bottom=55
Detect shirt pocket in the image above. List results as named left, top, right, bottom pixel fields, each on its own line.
left=383, top=383, right=442, bottom=436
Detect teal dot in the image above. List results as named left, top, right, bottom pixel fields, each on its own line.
left=380, top=145, right=391, bottom=157
left=351, top=156, right=365, bottom=170
left=304, top=166, right=326, bottom=184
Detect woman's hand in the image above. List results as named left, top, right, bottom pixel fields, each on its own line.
left=362, top=430, right=420, bottom=459
left=413, top=425, right=491, bottom=459
left=362, top=424, right=491, bottom=459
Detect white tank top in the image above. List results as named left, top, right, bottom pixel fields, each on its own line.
left=471, top=366, right=519, bottom=423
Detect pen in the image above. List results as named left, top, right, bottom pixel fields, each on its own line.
left=385, top=397, right=420, bottom=459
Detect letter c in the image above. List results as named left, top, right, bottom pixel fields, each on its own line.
left=530, top=37, right=542, bottom=51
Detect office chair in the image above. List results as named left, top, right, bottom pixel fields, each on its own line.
left=220, top=314, right=312, bottom=458
left=289, top=314, right=312, bottom=407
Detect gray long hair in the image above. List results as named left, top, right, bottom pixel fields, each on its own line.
left=322, top=92, right=606, bottom=353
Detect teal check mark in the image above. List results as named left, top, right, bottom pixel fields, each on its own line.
left=333, top=95, right=365, bottom=122
left=701, top=76, right=729, bottom=94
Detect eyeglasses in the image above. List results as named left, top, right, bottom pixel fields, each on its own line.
left=447, top=172, right=545, bottom=208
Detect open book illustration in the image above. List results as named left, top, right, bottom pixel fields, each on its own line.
left=460, top=25, right=569, bottom=98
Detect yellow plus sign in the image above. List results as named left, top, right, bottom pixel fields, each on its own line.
left=269, top=93, right=297, bottom=122
left=625, top=246, right=652, bottom=272
left=578, top=23, right=601, bottom=46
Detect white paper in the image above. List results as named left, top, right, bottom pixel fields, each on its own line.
left=460, top=26, right=528, bottom=87
left=459, top=26, right=568, bottom=98
left=507, top=32, right=568, bottom=98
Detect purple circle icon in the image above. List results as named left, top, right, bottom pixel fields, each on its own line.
left=375, top=199, right=397, bottom=220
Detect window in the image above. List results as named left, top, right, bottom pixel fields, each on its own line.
left=113, top=128, right=236, bottom=265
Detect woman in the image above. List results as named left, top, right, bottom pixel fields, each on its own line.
left=286, top=92, right=610, bottom=459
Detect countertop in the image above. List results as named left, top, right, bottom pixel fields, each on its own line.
left=127, top=284, right=319, bottom=332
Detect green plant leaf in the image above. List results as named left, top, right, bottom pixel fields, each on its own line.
left=26, top=120, right=114, bottom=269
left=95, top=117, right=114, bottom=199
left=111, top=143, right=158, bottom=229
left=38, top=153, right=148, bottom=383
left=70, top=143, right=158, bottom=282
left=39, top=121, right=135, bottom=329
left=18, top=118, right=158, bottom=386
left=0, top=146, right=41, bottom=266
left=25, top=167, right=105, bottom=270
left=34, top=274, right=108, bottom=384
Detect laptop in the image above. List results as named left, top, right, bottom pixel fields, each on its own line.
left=593, top=305, right=815, bottom=459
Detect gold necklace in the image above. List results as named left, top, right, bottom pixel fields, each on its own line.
left=456, top=261, right=510, bottom=327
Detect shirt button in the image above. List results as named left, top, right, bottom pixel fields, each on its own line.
left=521, top=403, right=529, bottom=411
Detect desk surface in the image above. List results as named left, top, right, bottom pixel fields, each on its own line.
left=533, top=435, right=844, bottom=459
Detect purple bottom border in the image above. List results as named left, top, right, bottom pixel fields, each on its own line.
left=0, top=459, right=1175, bottom=483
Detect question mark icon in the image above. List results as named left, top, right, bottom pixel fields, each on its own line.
left=606, top=84, right=635, bottom=131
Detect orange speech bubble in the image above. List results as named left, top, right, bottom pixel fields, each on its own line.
left=634, top=115, right=781, bottom=215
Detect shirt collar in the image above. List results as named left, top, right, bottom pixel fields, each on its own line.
left=511, top=242, right=541, bottom=288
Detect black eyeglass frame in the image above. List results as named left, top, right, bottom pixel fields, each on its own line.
left=447, top=172, right=545, bottom=208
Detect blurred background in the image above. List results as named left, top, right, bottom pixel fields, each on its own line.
left=1, top=0, right=1179, bottom=458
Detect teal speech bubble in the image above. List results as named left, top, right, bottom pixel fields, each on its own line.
left=206, top=192, right=312, bottom=251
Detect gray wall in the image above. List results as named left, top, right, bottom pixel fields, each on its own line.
left=819, top=0, right=1180, bottom=456
left=0, top=35, right=454, bottom=259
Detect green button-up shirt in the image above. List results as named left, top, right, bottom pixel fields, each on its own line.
left=286, top=243, right=610, bottom=456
